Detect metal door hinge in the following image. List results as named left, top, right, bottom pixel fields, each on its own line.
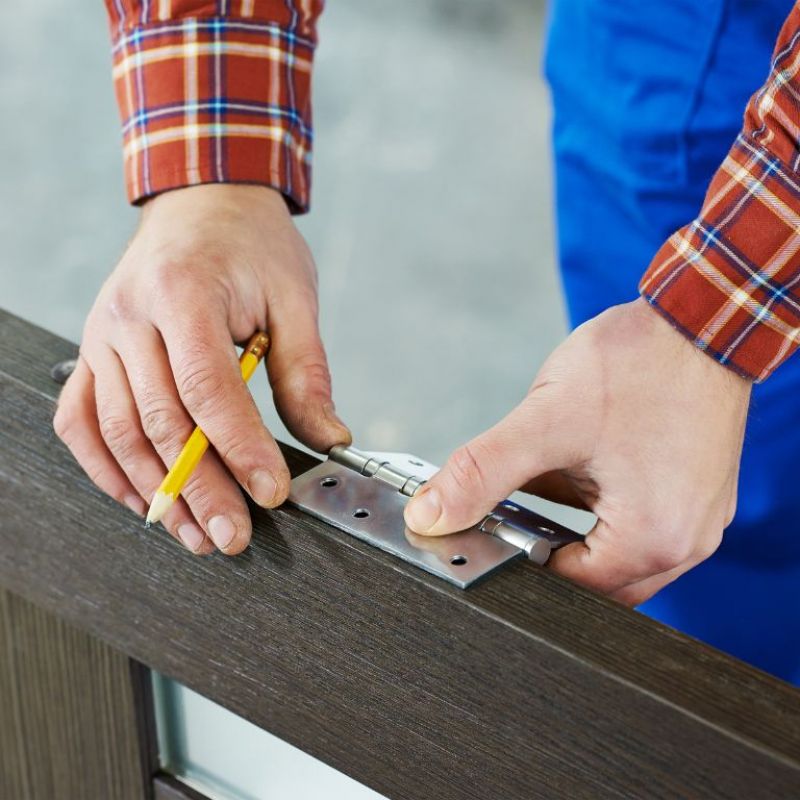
left=288, top=445, right=584, bottom=589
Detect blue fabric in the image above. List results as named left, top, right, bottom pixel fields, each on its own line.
left=545, top=0, right=800, bottom=685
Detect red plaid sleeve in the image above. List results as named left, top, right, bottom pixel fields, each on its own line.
left=103, top=1, right=323, bottom=212
left=640, top=3, right=800, bottom=381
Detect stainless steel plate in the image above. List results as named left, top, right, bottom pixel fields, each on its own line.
left=288, top=460, right=522, bottom=589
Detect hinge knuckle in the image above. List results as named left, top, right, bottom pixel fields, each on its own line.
left=290, top=445, right=583, bottom=588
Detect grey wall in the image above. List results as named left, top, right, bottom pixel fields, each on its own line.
left=0, top=0, right=566, bottom=471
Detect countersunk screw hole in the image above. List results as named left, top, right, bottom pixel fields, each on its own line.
left=450, top=555, right=468, bottom=566
left=320, top=477, right=339, bottom=488
left=50, top=359, right=77, bottom=385
left=353, top=508, right=370, bottom=519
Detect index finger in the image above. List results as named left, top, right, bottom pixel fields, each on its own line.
left=157, top=308, right=290, bottom=507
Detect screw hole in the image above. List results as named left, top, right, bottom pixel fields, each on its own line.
left=408, top=459, right=424, bottom=467
left=320, top=477, right=339, bottom=488
left=50, top=359, right=77, bottom=385
left=353, top=508, right=370, bottom=519
left=450, top=555, right=468, bottom=566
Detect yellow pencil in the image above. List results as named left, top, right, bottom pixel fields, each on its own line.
left=145, top=331, right=271, bottom=526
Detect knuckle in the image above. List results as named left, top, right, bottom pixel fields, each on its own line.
left=179, top=471, right=241, bottom=518
left=625, top=511, right=680, bottom=573
left=294, top=351, right=331, bottom=391
left=140, top=400, right=185, bottom=448
left=446, top=441, right=492, bottom=497
left=98, top=412, right=137, bottom=458
left=647, top=532, right=695, bottom=574
left=643, top=547, right=683, bottom=576
left=629, top=509, right=691, bottom=570
left=273, top=348, right=331, bottom=397
left=177, top=359, right=228, bottom=416
left=104, top=288, right=137, bottom=324
left=215, top=430, right=258, bottom=467
left=178, top=482, right=211, bottom=516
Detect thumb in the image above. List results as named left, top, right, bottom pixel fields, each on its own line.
left=404, top=397, right=567, bottom=536
left=266, top=298, right=351, bottom=452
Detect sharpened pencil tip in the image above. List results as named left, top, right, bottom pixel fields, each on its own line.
left=146, top=490, right=175, bottom=527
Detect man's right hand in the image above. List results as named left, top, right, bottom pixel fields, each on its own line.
left=54, top=183, right=350, bottom=556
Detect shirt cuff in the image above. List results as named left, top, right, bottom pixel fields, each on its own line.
left=109, top=16, right=316, bottom=212
left=639, top=134, right=800, bottom=382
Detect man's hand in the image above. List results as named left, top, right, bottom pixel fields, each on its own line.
left=54, top=184, right=350, bottom=556
left=404, top=299, right=751, bottom=605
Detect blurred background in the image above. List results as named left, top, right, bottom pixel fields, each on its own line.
left=0, top=0, right=565, bottom=467
left=0, top=1, right=577, bottom=798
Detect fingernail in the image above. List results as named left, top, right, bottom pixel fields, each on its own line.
left=248, top=469, right=277, bottom=507
left=405, top=488, right=442, bottom=533
left=125, top=494, right=146, bottom=516
left=208, top=515, right=237, bottom=550
left=178, top=523, right=206, bottom=553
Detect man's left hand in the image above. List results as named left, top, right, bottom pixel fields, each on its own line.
left=404, top=299, right=751, bottom=605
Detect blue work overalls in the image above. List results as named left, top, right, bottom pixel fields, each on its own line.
left=545, top=0, right=799, bottom=684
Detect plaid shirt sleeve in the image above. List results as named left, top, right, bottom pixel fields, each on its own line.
left=103, top=0, right=323, bottom=212
left=639, top=3, right=800, bottom=382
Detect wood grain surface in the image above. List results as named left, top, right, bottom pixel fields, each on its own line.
left=1, top=308, right=799, bottom=800
left=0, top=587, right=146, bottom=800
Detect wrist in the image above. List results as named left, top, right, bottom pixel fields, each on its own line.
left=141, top=183, right=289, bottom=223
left=630, top=298, right=753, bottom=394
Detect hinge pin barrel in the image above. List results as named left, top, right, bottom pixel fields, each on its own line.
left=329, top=445, right=425, bottom=497
left=478, top=515, right=553, bottom=565
left=327, top=445, right=581, bottom=564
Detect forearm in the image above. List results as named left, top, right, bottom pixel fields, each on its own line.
left=640, top=2, right=800, bottom=381
left=102, top=0, right=324, bottom=211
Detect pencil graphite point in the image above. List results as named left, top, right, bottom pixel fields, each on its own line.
left=146, top=491, right=175, bottom=526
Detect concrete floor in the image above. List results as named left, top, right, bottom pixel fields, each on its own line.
left=0, top=1, right=580, bottom=798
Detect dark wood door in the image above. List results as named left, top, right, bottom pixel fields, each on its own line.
left=2, top=307, right=799, bottom=799
left=0, top=588, right=147, bottom=800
